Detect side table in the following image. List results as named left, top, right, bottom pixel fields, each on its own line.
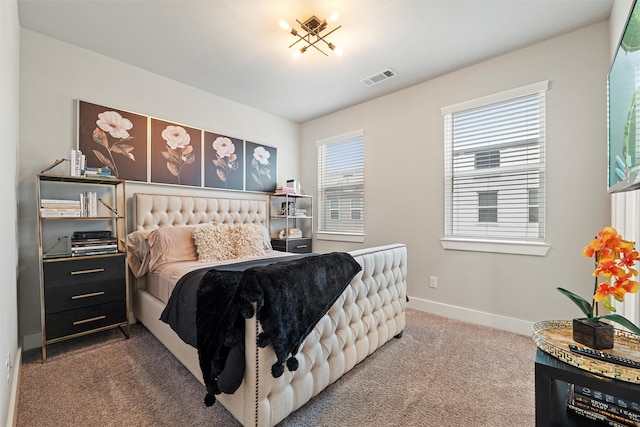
left=535, top=348, right=640, bottom=426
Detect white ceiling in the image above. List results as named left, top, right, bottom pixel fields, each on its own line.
left=17, top=0, right=614, bottom=123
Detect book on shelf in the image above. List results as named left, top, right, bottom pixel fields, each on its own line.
left=71, top=248, right=118, bottom=257
left=83, top=166, right=116, bottom=178
left=274, top=186, right=296, bottom=195
left=40, top=208, right=81, bottom=217
left=567, top=383, right=640, bottom=426
left=40, top=198, right=81, bottom=206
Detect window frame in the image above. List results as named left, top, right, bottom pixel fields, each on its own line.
left=440, top=81, right=550, bottom=256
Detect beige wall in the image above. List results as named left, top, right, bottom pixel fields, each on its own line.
left=18, top=29, right=301, bottom=349
left=300, top=22, right=611, bottom=334
left=1, top=0, right=20, bottom=424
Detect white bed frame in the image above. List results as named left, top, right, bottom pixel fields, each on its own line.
left=131, top=193, right=407, bottom=427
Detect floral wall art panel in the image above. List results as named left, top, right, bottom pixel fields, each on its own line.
left=204, top=131, right=244, bottom=191
left=245, top=141, right=277, bottom=193
left=150, top=118, right=202, bottom=186
left=78, top=100, right=147, bottom=181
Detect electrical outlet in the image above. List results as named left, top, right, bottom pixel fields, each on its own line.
left=429, top=276, right=438, bottom=288
left=5, top=351, right=11, bottom=387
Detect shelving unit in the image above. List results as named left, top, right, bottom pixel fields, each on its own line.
left=36, top=174, right=130, bottom=361
left=269, top=194, right=313, bottom=253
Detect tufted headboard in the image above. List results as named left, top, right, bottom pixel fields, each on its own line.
left=133, top=193, right=268, bottom=231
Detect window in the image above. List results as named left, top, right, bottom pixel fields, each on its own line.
left=528, top=189, right=540, bottom=223
left=441, top=81, right=549, bottom=256
left=350, top=198, right=362, bottom=220
left=317, top=130, right=365, bottom=242
left=330, top=200, right=340, bottom=220
left=478, top=191, right=498, bottom=223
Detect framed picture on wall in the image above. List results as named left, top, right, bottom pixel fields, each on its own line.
left=77, top=100, right=148, bottom=181
left=150, top=118, right=202, bottom=187
left=203, top=131, right=244, bottom=190
left=245, top=141, right=277, bottom=193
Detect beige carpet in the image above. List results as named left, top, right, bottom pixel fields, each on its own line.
left=17, top=309, right=537, bottom=426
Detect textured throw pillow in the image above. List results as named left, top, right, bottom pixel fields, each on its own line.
left=192, top=224, right=236, bottom=262
left=233, top=224, right=265, bottom=258
left=255, top=224, right=273, bottom=251
left=147, top=225, right=201, bottom=271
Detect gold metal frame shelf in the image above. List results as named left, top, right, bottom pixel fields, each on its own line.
left=532, top=320, right=640, bottom=384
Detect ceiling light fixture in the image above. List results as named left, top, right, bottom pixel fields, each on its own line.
left=279, top=12, right=343, bottom=58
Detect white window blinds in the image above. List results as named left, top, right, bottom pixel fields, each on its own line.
left=316, top=130, right=364, bottom=237
left=442, top=81, right=548, bottom=243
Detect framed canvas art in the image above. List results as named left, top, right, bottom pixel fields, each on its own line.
left=245, top=141, right=277, bottom=192
left=78, top=100, right=147, bottom=181
left=204, top=131, right=244, bottom=190
left=150, top=118, right=201, bottom=186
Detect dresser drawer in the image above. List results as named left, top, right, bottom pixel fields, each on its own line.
left=45, top=300, right=127, bottom=340
left=43, top=255, right=125, bottom=288
left=44, top=278, right=125, bottom=315
left=271, top=238, right=312, bottom=253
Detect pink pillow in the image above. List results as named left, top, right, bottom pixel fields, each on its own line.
left=147, top=225, right=201, bottom=271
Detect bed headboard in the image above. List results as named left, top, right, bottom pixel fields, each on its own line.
left=133, top=193, right=268, bottom=231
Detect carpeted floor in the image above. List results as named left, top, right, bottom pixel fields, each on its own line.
left=17, top=309, right=537, bottom=426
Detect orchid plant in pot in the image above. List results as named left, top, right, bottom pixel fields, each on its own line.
left=557, top=226, right=640, bottom=349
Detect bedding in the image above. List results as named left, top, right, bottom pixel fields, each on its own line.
left=129, top=193, right=407, bottom=427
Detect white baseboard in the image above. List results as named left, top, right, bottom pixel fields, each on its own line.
left=407, top=296, right=534, bottom=336
left=6, top=346, right=21, bottom=427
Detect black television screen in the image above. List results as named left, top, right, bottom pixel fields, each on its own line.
left=609, top=0, right=640, bottom=193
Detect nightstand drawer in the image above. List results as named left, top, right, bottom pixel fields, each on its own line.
left=45, top=300, right=127, bottom=340
left=43, top=255, right=125, bottom=288
left=271, top=238, right=312, bottom=253
left=44, top=279, right=125, bottom=314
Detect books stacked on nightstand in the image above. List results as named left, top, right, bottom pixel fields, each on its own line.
left=567, top=383, right=640, bottom=426
left=71, top=231, right=118, bottom=257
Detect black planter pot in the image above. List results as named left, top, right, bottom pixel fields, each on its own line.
left=572, top=318, right=614, bottom=349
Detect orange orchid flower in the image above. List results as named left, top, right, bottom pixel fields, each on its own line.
left=593, top=283, right=613, bottom=302
left=559, top=226, right=640, bottom=335
left=593, top=260, right=626, bottom=278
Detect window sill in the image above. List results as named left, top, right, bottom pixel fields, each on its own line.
left=440, top=237, right=550, bottom=256
left=316, top=232, right=365, bottom=243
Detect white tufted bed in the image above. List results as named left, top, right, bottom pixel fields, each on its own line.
left=129, top=193, right=407, bottom=427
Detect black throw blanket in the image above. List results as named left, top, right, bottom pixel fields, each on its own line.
left=197, top=252, right=362, bottom=407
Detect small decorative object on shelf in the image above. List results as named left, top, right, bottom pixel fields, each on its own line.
left=557, top=226, right=640, bottom=349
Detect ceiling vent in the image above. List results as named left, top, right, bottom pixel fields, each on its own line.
left=361, top=68, right=397, bottom=87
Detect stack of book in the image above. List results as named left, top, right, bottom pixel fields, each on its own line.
left=274, top=186, right=296, bottom=195
left=40, top=198, right=81, bottom=217
left=80, top=191, right=98, bottom=217
left=84, top=166, right=116, bottom=179
left=71, top=231, right=118, bottom=257
left=70, top=149, right=86, bottom=177
left=567, top=383, right=640, bottom=426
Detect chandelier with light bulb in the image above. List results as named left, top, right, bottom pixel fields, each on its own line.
left=279, top=12, right=343, bottom=58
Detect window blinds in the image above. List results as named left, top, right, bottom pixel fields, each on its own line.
left=442, top=81, right=548, bottom=242
left=316, top=130, right=365, bottom=236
